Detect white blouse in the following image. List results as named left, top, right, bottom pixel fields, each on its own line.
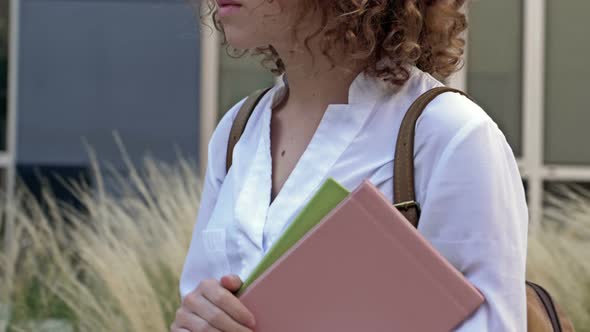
left=180, top=66, right=528, bottom=331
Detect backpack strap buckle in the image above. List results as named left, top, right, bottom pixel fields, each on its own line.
left=393, top=200, right=421, bottom=213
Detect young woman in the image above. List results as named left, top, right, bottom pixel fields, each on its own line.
left=172, top=1, right=528, bottom=331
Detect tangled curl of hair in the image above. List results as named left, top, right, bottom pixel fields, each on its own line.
left=204, top=0, right=467, bottom=87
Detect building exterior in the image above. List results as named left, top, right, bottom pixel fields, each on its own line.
left=2, top=0, right=590, bottom=224
left=203, top=0, right=590, bottom=225
left=467, top=0, right=590, bottom=224
left=1, top=0, right=201, bottom=204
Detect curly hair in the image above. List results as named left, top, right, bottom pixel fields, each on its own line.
left=204, top=0, right=467, bottom=87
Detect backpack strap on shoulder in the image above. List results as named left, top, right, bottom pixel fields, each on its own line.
left=226, top=87, right=272, bottom=173
left=394, top=86, right=472, bottom=228
left=225, top=85, right=472, bottom=229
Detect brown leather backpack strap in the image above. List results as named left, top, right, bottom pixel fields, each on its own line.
left=226, top=87, right=272, bottom=173
left=394, top=86, right=472, bottom=228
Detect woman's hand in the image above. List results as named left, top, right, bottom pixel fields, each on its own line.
left=171, top=274, right=256, bottom=332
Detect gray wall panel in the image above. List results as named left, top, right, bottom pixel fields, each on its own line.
left=17, top=0, right=201, bottom=167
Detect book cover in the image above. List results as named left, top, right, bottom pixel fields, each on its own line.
left=238, top=180, right=484, bottom=332
left=237, top=178, right=350, bottom=296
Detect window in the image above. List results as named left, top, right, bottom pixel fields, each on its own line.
left=544, top=0, right=590, bottom=165
left=467, top=0, right=524, bottom=157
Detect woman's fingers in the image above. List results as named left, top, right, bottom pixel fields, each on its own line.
left=220, top=274, right=242, bottom=292
left=192, top=294, right=254, bottom=332
left=198, top=279, right=256, bottom=329
left=171, top=277, right=256, bottom=332
left=172, top=306, right=222, bottom=332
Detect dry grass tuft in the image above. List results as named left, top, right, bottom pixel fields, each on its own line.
left=0, top=152, right=200, bottom=331
left=527, top=183, right=590, bottom=331
left=0, top=155, right=589, bottom=331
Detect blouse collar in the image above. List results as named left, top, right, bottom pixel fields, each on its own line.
left=270, top=69, right=391, bottom=109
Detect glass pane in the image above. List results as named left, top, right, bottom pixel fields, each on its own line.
left=0, top=0, right=8, bottom=151
left=218, top=49, right=275, bottom=118
left=467, top=0, right=523, bottom=157
left=545, top=1, right=590, bottom=164
left=17, top=1, right=200, bottom=166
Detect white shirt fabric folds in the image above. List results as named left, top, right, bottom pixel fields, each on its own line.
left=180, top=66, right=528, bottom=331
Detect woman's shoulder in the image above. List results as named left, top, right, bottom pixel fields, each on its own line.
left=209, top=97, right=247, bottom=149
left=204, top=96, right=249, bottom=179
left=209, top=83, right=279, bottom=153
left=399, top=70, right=518, bottom=204
left=403, top=69, right=514, bottom=180
left=419, top=89, right=494, bottom=141
left=403, top=68, right=502, bottom=151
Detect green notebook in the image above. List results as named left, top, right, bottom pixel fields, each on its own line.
left=236, top=178, right=350, bottom=296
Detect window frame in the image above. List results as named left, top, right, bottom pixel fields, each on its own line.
left=199, top=3, right=221, bottom=176
left=2, top=0, right=19, bottom=261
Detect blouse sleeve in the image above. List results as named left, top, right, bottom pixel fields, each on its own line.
left=417, top=114, right=529, bottom=331
left=179, top=98, right=247, bottom=300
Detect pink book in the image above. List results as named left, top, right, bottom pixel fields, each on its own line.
left=239, top=180, right=484, bottom=332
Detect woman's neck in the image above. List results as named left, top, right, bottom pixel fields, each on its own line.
left=272, top=40, right=363, bottom=112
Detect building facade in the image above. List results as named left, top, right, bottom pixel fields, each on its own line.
left=2, top=0, right=201, bottom=204
left=2, top=0, right=590, bottom=223
left=205, top=0, right=590, bottom=225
